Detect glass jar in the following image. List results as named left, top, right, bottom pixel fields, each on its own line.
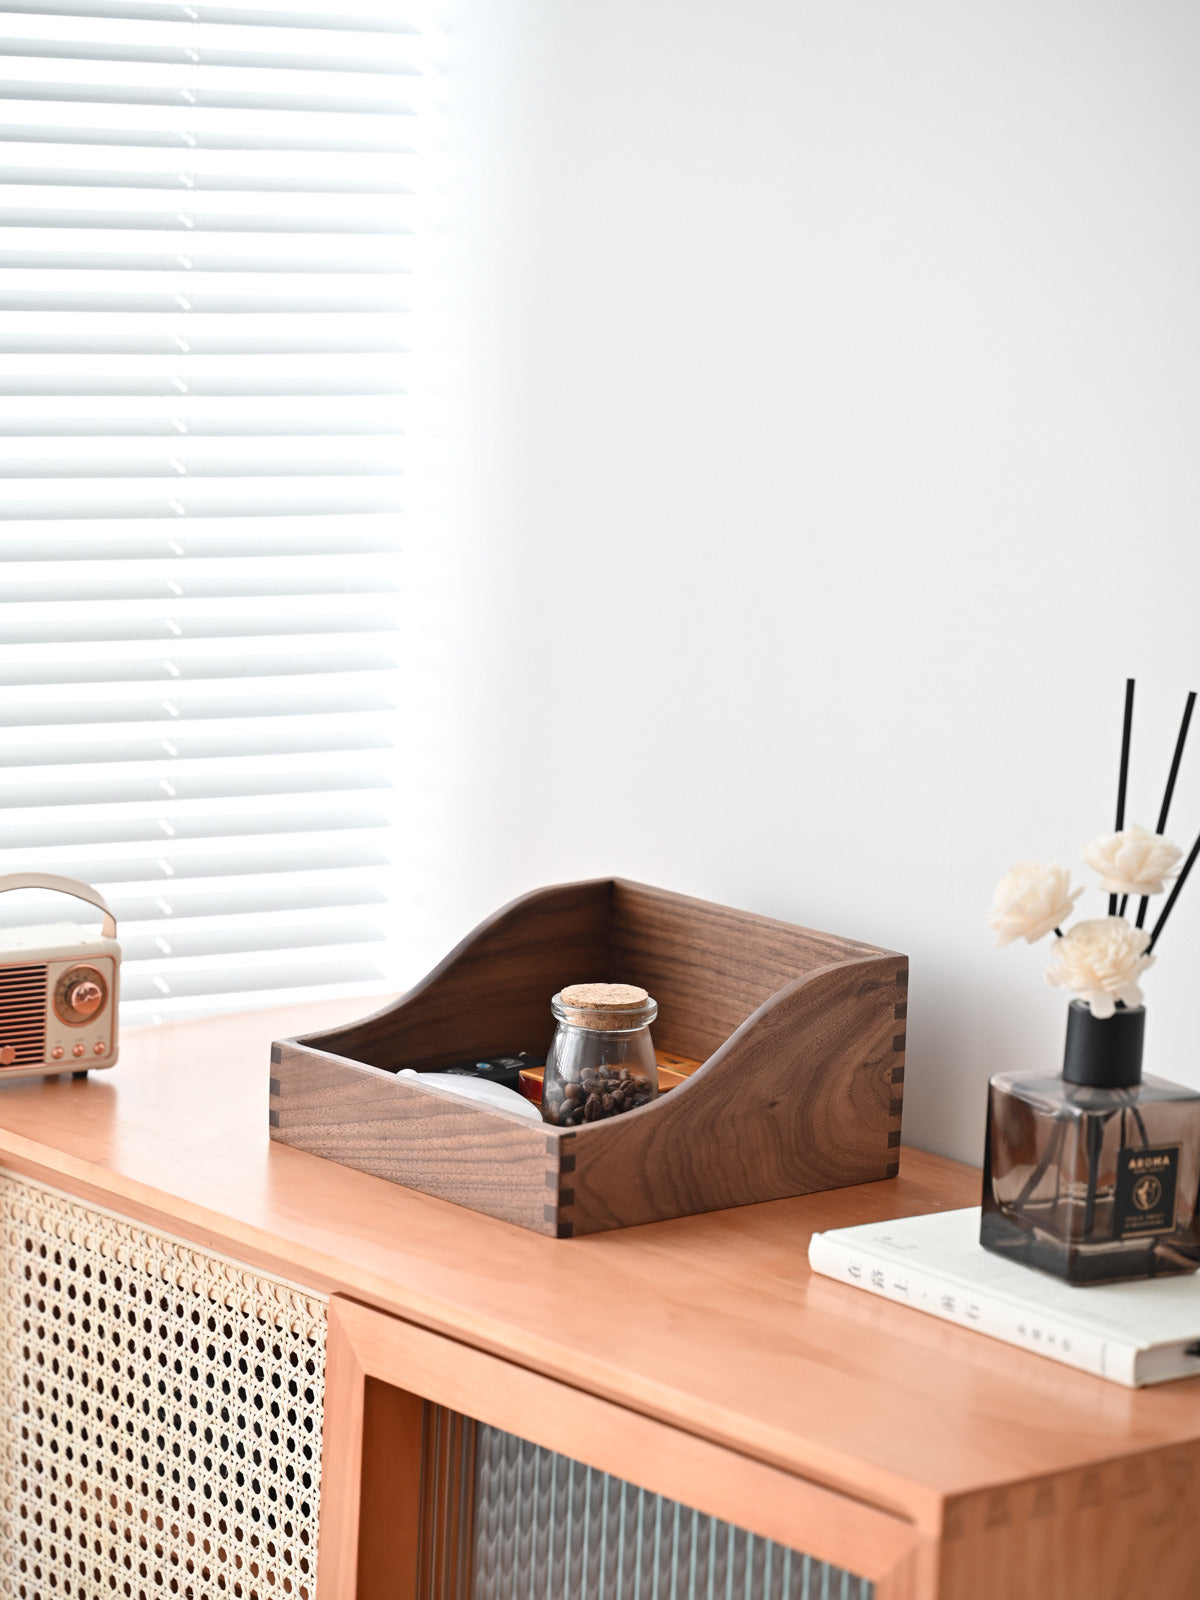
left=981, top=1001, right=1200, bottom=1283
left=540, top=983, right=659, bottom=1127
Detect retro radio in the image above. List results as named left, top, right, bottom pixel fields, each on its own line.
left=0, top=873, right=121, bottom=1080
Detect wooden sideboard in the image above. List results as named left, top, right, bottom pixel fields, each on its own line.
left=0, top=997, right=1198, bottom=1600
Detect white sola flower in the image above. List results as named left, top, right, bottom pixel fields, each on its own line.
left=988, top=862, right=1083, bottom=946
left=1046, top=917, right=1153, bottom=1019
left=1081, top=822, right=1183, bottom=897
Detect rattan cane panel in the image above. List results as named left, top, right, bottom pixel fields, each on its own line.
left=0, top=1172, right=327, bottom=1600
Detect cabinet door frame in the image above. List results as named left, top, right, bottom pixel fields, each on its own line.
left=317, top=1294, right=930, bottom=1600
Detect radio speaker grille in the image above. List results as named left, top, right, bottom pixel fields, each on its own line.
left=0, top=1173, right=327, bottom=1600
left=0, top=968, right=46, bottom=1068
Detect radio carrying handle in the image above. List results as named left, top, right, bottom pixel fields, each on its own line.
left=0, top=874, right=117, bottom=941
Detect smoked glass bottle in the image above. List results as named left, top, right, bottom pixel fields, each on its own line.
left=981, top=1002, right=1200, bottom=1284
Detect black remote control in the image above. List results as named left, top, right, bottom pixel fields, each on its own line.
left=428, top=1053, right=543, bottom=1092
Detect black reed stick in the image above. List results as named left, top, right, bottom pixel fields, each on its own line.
left=1136, top=690, right=1197, bottom=928
left=1110, top=678, right=1135, bottom=916
left=1147, top=826, right=1200, bottom=954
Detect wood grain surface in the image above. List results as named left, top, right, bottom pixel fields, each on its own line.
left=2, top=996, right=1200, bottom=1599
left=325, top=1295, right=925, bottom=1596
left=608, top=878, right=884, bottom=1060
left=358, top=1379, right=424, bottom=1600
left=313, top=1283, right=367, bottom=1599
left=564, top=955, right=904, bottom=1234
left=271, top=1042, right=554, bottom=1232
left=936, top=1443, right=1200, bottom=1600
left=272, top=879, right=907, bottom=1235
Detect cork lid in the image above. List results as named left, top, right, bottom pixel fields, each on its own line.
left=560, top=983, right=648, bottom=1011
left=554, top=982, right=656, bottom=1031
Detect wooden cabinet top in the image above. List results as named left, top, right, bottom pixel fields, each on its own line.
left=1, top=996, right=1198, bottom=1534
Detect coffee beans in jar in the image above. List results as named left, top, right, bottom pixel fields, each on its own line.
left=540, top=982, right=659, bottom=1127
left=542, top=1062, right=656, bottom=1126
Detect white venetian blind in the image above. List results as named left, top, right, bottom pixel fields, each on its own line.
left=0, top=0, right=438, bottom=1020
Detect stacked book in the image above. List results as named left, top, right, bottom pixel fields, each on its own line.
left=809, top=1207, right=1200, bottom=1387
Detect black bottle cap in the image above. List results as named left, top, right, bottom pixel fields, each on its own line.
left=1062, top=999, right=1145, bottom=1088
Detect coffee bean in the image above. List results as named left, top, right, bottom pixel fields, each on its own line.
left=542, top=1057, right=656, bottom=1125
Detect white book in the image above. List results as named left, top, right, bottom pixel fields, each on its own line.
left=808, top=1207, right=1200, bottom=1387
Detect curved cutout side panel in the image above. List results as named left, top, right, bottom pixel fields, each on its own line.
left=297, top=878, right=614, bottom=1072
left=563, top=956, right=906, bottom=1234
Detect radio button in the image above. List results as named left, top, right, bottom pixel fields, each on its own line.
left=93, top=1041, right=106, bottom=1056
left=72, top=1043, right=85, bottom=1058
left=0, top=1046, right=15, bottom=1067
left=51, top=1046, right=64, bottom=1061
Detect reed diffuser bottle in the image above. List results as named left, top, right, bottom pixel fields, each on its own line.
left=982, top=1001, right=1200, bottom=1282
left=983, top=679, right=1200, bottom=1284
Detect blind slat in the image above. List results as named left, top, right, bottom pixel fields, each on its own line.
left=0, top=455, right=402, bottom=474
left=0, top=810, right=388, bottom=847
left=0, top=47, right=418, bottom=80
left=0, top=2, right=423, bottom=36
left=4, top=566, right=396, bottom=592
left=0, top=614, right=397, bottom=644
left=0, top=250, right=408, bottom=272
left=0, top=726, right=392, bottom=765
left=0, top=769, right=391, bottom=806
left=0, top=845, right=390, bottom=881
left=1, top=690, right=395, bottom=723
left=0, top=174, right=411, bottom=195
left=0, top=500, right=401, bottom=520
left=120, top=958, right=385, bottom=1004
left=0, top=419, right=404, bottom=434
left=117, top=921, right=385, bottom=961
left=0, top=113, right=415, bottom=151
left=0, top=11, right=424, bottom=45
left=0, top=379, right=404, bottom=394
left=0, top=225, right=412, bottom=256
left=0, top=529, right=401, bottom=554
left=0, top=650, right=394, bottom=681
left=0, top=882, right=388, bottom=927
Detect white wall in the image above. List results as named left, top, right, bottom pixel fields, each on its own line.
left=416, top=0, right=1200, bottom=1165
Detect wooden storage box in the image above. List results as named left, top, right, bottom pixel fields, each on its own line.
left=269, top=878, right=908, bottom=1237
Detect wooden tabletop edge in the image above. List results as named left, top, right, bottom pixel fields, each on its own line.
left=0, top=1124, right=947, bottom=1527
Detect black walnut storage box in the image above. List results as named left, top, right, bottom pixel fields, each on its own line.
left=268, top=878, right=908, bottom=1237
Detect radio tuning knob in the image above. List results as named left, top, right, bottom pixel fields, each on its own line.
left=72, top=1043, right=85, bottom=1058
left=0, top=1046, right=15, bottom=1066
left=53, top=966, right=108, bottom=1026
left=68, top=980, right=103, bottom=1018
left=51, top=1046, right=64, bottom=1060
